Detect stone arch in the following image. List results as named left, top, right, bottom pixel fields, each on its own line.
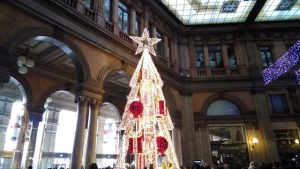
left=10, top=74, right=32, bottom=103
left=97, top=61, right=132, bottom=89
left=100, top=102, right=121, bottom=120
left=202, top=93, right=248, bottom=115
left=2, top=75, right=30, bottom=104
left=38, top=84, right=76, bottom=110
left=162, top=85, right=178, bottom=118
left=6, top=27, right=91, bottom=83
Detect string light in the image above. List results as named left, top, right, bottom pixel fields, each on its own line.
left=295, top=69, right=300, bottom=85
left=116, top=28, right=180, bottom=169
left=262, top=41, right=300, bottom=85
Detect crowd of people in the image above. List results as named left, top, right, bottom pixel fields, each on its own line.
left=190, top=159, right=300, bottom=169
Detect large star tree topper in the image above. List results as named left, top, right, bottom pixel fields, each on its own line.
left=130, top=28, right=161, bottom=56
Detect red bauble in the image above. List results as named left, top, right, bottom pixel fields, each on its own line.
left=129, top=101, right=143, bottom=118
left=156, top=136, right=168, bottom=154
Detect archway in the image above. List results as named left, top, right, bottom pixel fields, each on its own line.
left=12, top=35, right=89, bottom=83
left=32, top=90, right=76, bottom=169
left=0, top=76, right=28, bottom=168
left=96, top=69, right=131, bottom=168
left=96, top=102, right=121, bottom=168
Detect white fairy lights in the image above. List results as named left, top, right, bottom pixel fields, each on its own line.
left=116, top=28, right=180, bottom=169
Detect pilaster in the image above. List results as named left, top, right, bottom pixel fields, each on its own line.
left=180, top=92, right=195, bottom=167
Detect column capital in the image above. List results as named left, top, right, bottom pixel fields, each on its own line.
left=75, top=96, right=88, bottom=104
left=88, top=98, right=102, bottom=107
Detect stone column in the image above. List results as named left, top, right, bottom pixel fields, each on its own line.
left=243, top=32, right=260, bottom=74
left=25, top=107, right=44, bottom=168
left=71, top=97, right=89, bottom=169
left=96, top=0, right=105, bottom=27
left=252, top=91, right=280, bottom=162
left=77, top=0, right=85, bottom=14
left=203, top=44, right=211, bottom=76
left=173, top=127, right=183, bottom=165
left=188, top=36, right=195, bottom=68
left=196, top=125, right=211, bottom=165
left=164, top=34, right=169, bottom=59
left=180, top=92, right=195, bottom=167
left=130, top=8, right=136, bottom=35
left=85, top=99, right=101, bottom=168
left=11, top=105, right=29, bottom=169
left=112, top=0, right=120, bottom=35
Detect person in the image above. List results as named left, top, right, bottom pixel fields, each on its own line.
left=88, top=163, right=98, bottom=169
left=28, top=166, right=33, bottom=169
left=248, top=161, right=257, bottom=169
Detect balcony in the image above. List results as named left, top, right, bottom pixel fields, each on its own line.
left=84, top=7, right=96, bottom=21
left=59, top=0, right=77, bottom=9
left=119, top=31, right=133, bottom=45
left=105, top=21, right=114, bottom=33
left=180, top=67, right=245, bottom=78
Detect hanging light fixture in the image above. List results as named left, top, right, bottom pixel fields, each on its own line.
left=17, top=41, right=35, bottom=74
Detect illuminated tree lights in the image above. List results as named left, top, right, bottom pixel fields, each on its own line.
left=262, top=41, right=300, bottom=85
left=116, top=28, right=180, bottom=169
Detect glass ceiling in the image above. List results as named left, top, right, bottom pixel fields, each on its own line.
left=256, top=0, right=300, bottom=22
left=160, top=0, right=300, bottom=25
left=160, top=0, right=257, bottom=25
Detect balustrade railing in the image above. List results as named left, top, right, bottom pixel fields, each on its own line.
left=211, top=68, right=226, bottom=76
left=105, top=21, right=114, bottom=33
left=182, top=67, right=243, bottom=78
left=119, top=31, right=133, bottom=45
left=84, top=7, right=96, bottom=21
left=60, top=0, right=77, bottom=9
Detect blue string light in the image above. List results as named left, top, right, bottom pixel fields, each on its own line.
left=296, top=69, right=300, bottom=85
left=262, top=40, right=300, bottom=85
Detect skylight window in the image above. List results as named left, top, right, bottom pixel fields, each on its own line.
left=160, top=0, right=256, bottom=25
left=276, top=0, right=296, bottom=11
left=256, top=0, right=300, bottom=22
left=221, top=1, right=240, bottom=13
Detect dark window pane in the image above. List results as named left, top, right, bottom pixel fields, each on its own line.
left=156, top=31, right=163, bottom=57
left=207, top=100, right=240, bottom=116
left=260, top=46, right=273, bottom=67
left=148, top=23, right=152, bottom=37
left=227, top=45, right=237, bottom=68
left=269, top=94, right=289, bottom=114
left=118, top=1, right=129, bottom=33
left=168, top=39, right=172, bottom=63
left=195, top=46, right=205, bottom=68
left=104, top=0, right=112, bottom=21
left=84, top=0, right=92, bottom=8
left=135, top=14, right=141, bottom=36
left=209, top=45, right=223, bottom=68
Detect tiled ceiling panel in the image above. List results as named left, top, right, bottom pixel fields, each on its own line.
left=256, top=0, right=300, bottom=22
left=160, top=0, right=257, bottom=25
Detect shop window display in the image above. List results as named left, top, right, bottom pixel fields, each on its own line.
left=209, top=126, right=249, bottom=169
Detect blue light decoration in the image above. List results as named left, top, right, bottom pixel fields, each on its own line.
left=296, top=69, right=300, bottom=85
left=262, top=40, right=300, bottom=85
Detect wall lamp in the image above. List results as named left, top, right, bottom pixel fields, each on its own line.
left=252, top=137, right=259, bottom=148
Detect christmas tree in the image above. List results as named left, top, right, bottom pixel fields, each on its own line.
left=116, top=28, right=180, bottom=169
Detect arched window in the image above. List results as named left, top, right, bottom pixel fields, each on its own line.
left=207, top=100, right=240, bottom=116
